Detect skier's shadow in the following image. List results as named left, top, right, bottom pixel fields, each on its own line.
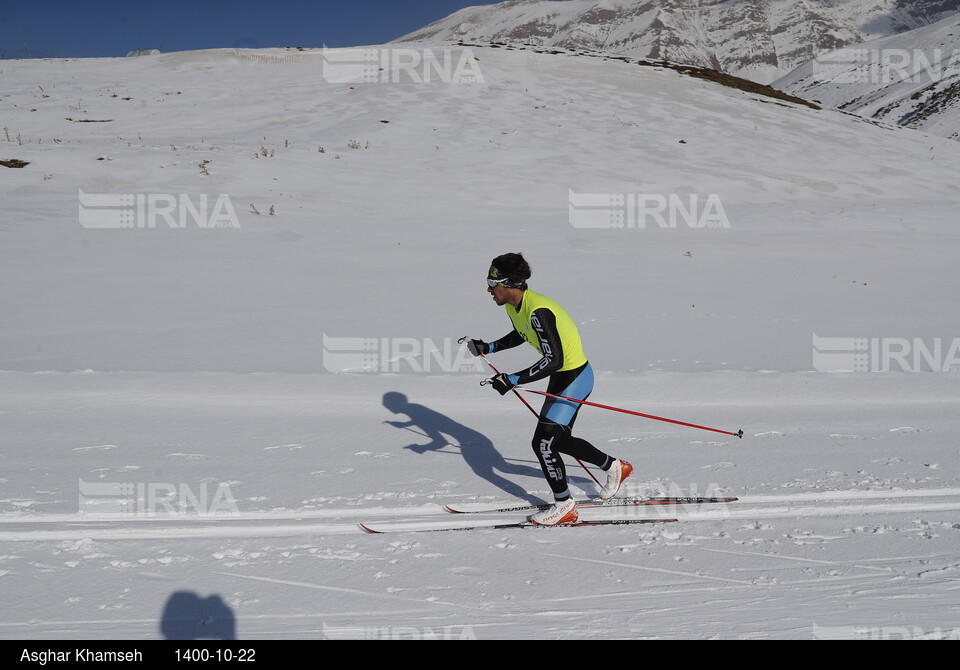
left=383, top=391, right=556, bottom=504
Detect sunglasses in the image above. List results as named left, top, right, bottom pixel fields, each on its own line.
left=487, top=278, right=507, bottom=288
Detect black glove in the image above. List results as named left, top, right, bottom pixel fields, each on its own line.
left=489, top=373, right=516, bottom=395
left=466, top=339, right=487, bottom=356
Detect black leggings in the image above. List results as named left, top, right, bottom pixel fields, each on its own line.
left=531, top=364, right=610, bottom=499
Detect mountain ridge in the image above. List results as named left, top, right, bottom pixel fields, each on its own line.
left=395, top=0, right=960, bottom=84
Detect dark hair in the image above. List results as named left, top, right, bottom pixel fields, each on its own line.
left=490, top=252, right=531, bottom=286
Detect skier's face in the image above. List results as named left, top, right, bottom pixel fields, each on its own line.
left=488, top=283, right=509, bottom=306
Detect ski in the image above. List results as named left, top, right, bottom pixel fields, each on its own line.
left=359, top=517, right=676, bottom=534
left=444, top=496, right=738, bottom=515
left=641, top=496, right=739, bottom=505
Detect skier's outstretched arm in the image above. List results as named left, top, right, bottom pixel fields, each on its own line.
left=468, top=330, right=524, bottom=356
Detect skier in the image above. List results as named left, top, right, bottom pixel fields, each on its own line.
left=466, top=252, right=632, bottom=525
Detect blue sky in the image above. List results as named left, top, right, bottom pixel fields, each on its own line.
left=0, top=0, right=497, bottom=58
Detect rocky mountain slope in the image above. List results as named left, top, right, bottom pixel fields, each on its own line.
left=395, top=0, right=960, bottom=84
left=775, top=12, right=960, bottom=140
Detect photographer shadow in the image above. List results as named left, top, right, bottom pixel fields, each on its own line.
left=160, top=591, right=235, bottom=640
left=383, top=391, right=578, bottom=504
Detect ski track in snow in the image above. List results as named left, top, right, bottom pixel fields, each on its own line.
left=3, top=487, right=960, bottom=541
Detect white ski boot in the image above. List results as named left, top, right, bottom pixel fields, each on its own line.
left=599, top=459, right=633, bottom=500
left=529, top=498, right=578, bottom=525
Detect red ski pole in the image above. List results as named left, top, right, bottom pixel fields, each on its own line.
left=516, top=388, right=744, bottom=439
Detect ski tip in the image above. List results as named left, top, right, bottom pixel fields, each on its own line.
left=443, top=505, right=463, bottom=514
left=358, top=523, right=380, bottom=534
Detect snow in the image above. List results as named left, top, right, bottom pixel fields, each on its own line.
left=1, top=44, right=959, bottom=640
